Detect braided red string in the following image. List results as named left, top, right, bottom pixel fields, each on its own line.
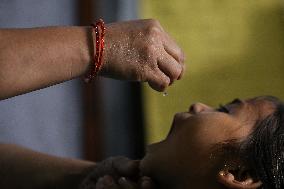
left=84, top=19, right=105, bottom=83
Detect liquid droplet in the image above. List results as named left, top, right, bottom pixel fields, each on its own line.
left=163, top=92, right=168, bottom=97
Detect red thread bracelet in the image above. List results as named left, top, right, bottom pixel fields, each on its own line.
left=97, top=20, right=106, bottom=74
left=84, top=19, right=106, bottom=83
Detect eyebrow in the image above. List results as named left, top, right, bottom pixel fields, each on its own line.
left=228, top=98, right=243, bottom=105
left=232, top=98, right=242, bottom=103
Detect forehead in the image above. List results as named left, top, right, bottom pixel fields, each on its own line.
left=242, top=97, right=276, bottom=120
left=211, top=97, right=278, bottom=144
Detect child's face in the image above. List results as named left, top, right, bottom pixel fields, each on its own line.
left=141, top=96, right=275, bottom=189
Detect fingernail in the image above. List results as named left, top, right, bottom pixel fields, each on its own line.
left=96, top=177, right=105, bottom=189
left=118, top=177, right=127, bottom=185
left=141, top=180, right=150, bottom=187
left=141, top=179, right=152, bottom=189
left=102, top=175, right=115, bottom=186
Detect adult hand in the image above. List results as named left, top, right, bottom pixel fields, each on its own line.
left=80, top=157, right=141, bottom=189
left=95, top=175, right=155, bottom=189
left=100, top=19, right=185, bottom=92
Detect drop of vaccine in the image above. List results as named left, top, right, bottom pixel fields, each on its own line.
left=163, top=92, right=168, bottom=97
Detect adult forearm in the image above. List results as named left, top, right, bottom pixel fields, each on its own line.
left=0, top=144, right=96, bottom=189
left=0, top=19, right=186, bottom=99
left=0, top=26, right=92, bottom=100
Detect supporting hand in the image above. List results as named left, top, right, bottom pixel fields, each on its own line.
left=80, top=157, right=142, bottom=189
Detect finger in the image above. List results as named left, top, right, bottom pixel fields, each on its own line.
left=147, top=69, right=170, bottom=92
left=81, top=179, right=96, bottom=189
left=112, top=157, right=140, bottom=178
left=118, top=177, right=137, bottom=189
left=80, top=173, right=97, bottom=189
left=139, top=177, right=155, bottom=189
left=177, top=60, right=186, bottom=80
left=96, top=177, right=107, bottom=189
left=162, top=32, right=185, bottom=64
left=96, top=175, right=119, bottom=189
left=157, top=51, right=182, bottom=83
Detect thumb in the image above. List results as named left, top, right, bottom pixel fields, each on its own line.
left=147, top=69, right=170, bottom=92
left=140, top=177, right=155, bottom=189
left=118, top=177, right=137, bottom=189
left=112, top=157, right=140, bottom=178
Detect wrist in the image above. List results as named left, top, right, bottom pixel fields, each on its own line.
left=64, top=26, right=94, bottom=80
left=98, top=47, right=110, bottom=78
left=80, top=26, right=94, bottom=77
left=83, top=19, right=106, bottom=82
left=61, top=161, right=97, bottom=189
left=97, top=24, right=113, bottom=78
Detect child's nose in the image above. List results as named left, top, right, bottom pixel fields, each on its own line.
left=189, top=103, right=213, bottom=114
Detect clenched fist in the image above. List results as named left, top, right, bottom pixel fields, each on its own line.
left=100, top=19, right=185, bottom=92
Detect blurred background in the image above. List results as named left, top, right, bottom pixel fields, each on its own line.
left=0, top=0, right=284, bottom=162
left=143, top=0, right=284, bottom=143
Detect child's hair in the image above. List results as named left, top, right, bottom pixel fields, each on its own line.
left=213, top=96, right=284, bottom=189
left=241, top=96, right=284, bottom=189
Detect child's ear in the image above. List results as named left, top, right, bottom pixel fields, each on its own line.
left=216, top=168, right=262, bottom=189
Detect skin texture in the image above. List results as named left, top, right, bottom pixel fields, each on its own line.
left=140, top=96, right=276, bottom=189
left=101, top=19, right=185, bottom=90
left=0, top=19, right=185, bottom=100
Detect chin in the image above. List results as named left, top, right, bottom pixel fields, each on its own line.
left=140, top=152, right=153, bottom=178
left=140, top=153, right=177, bottom=189
left=140, top=143, right=161, bottom=176
left=140, top=124, right=176, bottom=177
left=140, top=143, right=173, bottom=183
